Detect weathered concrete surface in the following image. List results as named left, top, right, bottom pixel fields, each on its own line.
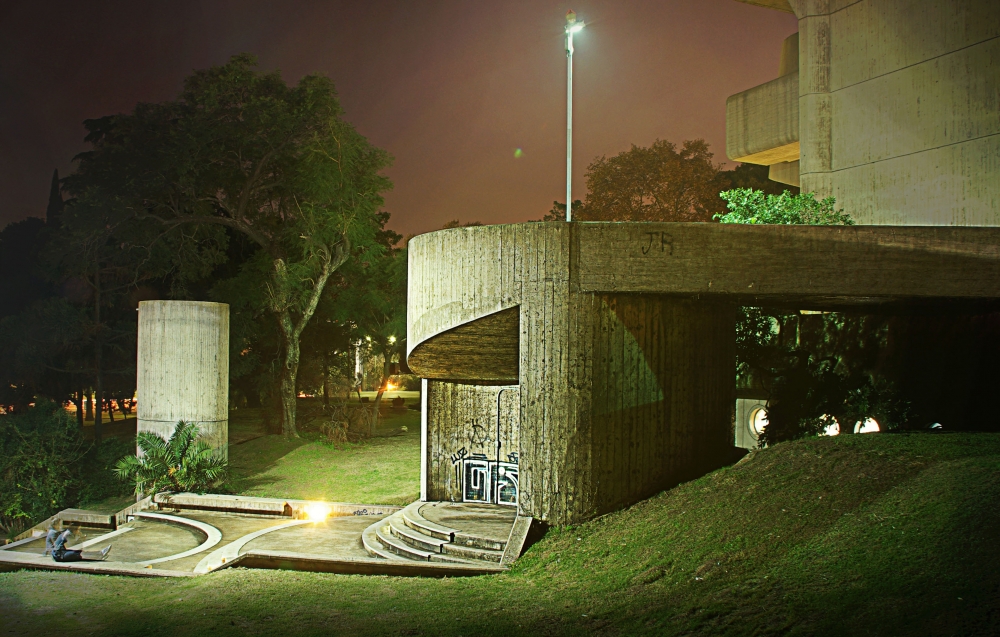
left=407, top=222, right=1000, bottom=525
left=408, top=306, right=518, bottom=382
left=1, top=495, right=501, bottom=578
left=424, top=383, right=519, bottom=503
left=735, top=0, right=793, bottom=12
left=726, top=72, right=799, bottom=164
left=153, top=492, right=400, bottom=518
left=419, top=502, right=516, bottom=548
left=732, top=0, right=1000, bottom=225
left=137, top=301, right=229, bottom=456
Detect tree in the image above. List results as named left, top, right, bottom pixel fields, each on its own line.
left=719, top=189, right=910, bottom=445
left=577, top=139, right=725, bottom=222
left=717, top=162, right=796, bottom=196
left=66, top=54, right=392, bottom=437
left=46, top=169, right=64, bottom=227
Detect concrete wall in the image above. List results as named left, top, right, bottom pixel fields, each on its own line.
left=735, top=397, right=768, bottom=450
left=587, top=295, right=736, bottom=515
left=136, top=301, right=229, bottom=457
left=733, top=0, right=999, bottom=224
left=424, top=382, right=520, bottom=504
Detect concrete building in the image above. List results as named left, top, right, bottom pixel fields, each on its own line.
left=727, top=0, right=999, bottom=225
left=407, top=224, right=1000, bottom=525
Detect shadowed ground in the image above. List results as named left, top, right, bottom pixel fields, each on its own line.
left=2, top=432, right=998, bottom=636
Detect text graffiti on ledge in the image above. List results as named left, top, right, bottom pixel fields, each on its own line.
left=641, top=231, right=674, bottom=255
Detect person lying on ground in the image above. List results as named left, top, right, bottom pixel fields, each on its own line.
left=45, top=527, right=111, bottom=562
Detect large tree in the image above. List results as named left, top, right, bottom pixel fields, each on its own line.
left=65, top=54, right=392, bottom=437
left=577, top=139, right=725, bottom=222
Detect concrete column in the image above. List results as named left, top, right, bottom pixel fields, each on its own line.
left=137, top=301, right=229, bottom=458
left=420, top=377, right=428, bottom=502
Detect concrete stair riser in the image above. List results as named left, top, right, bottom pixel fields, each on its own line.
left=375, top=524, right=435, bottom=561
left=452, top=533, right=505, bottom=552
left=388, top=516, right=448, bottom=553
left=441, top=542, right=503, bottom=563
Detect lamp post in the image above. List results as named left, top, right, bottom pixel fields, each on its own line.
left=565, top=10, right=585, bottom=222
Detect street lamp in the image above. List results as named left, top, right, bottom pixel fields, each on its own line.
left=564, top=10, right=585, bottom=222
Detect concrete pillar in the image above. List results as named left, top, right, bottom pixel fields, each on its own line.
left=137, top=301, right=229, bottom=458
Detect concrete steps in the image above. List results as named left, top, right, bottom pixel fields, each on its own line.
left=362, top=501, right=511, bottom=568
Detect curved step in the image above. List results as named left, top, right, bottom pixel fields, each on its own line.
left=388, top=515, right=448, bottom=553
left=133, top=512, right=223, bottom=566
left=361, top=519, right=397, bottom=560
left=375, top=523, right=435, bottom=561
left=400, top=501, right=457, bottom=542
left=453, top=531, right=506, bottom=552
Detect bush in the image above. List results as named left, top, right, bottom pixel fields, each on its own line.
left=115, top=421, right=228, bottom=497
left=716, top=188, right=854, bottom=226
left=0, top=402, right=84, bottom=537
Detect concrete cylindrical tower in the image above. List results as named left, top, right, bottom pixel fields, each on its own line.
left=137, top=301, right=229, bottom=458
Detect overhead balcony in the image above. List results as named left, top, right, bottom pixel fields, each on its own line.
left=726, top=71, right=799, bottom=165
left=726, top=31, right=800, bottom=186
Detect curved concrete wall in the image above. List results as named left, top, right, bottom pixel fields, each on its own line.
left=137, top=301, right=229, bottom=457
left=407, top=224, right=525, bottom=359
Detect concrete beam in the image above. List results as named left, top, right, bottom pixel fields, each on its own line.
left=574, top=223, right=1000, bottom=304
left=407, top=307, right=518, bottom=382
left=727, top=73, right=800, bottom=164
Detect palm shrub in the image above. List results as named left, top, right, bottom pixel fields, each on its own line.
left=115, top=421, right=227, bottom=497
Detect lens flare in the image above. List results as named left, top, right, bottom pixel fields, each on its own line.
left=304, top=503, right=331, bottom=521
left=514, top=148, right=523, bottom=159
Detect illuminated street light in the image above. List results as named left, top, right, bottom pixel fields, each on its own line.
left=564, top=10, right=585, bottom=222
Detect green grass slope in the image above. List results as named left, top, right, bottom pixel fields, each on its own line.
left=2, top=433, right=998, bottom=636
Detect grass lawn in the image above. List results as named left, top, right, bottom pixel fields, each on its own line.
left=227, top=407, right=421, bottom=505
left=3, top=432, right=998, bottom=636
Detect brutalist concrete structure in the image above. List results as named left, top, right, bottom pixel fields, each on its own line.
left=407, top=223, right=1000, bottom=525
left=727, top=0, right=999, bottom=225
left=136, top=300, right=230, bottom=457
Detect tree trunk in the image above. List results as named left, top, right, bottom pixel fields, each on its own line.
left=372, top=385, right=385, bottom=437
left=322, top=352, right=330, bottom=408
left=75, top=389, right=84, bottom=428
left=93, top=265, right=103, bottom=445
left=85, top=390, right=94, bottom=421
left=278, top=322, right=300, bottom=438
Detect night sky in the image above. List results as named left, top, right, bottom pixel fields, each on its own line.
left=0, top=1, right=796, bottom=236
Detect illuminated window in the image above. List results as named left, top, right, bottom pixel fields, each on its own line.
left=854, top=418, right=880, bottom=434
left=749, top=407, right=768, bottom=437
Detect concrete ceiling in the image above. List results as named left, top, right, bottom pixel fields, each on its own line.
left=733, top=0, right=794, bottom=13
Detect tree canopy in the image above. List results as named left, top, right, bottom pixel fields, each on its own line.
left=61, top=54, right=393, bottom=437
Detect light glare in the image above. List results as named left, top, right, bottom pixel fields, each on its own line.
left=304, top=503, right=331, bottom=521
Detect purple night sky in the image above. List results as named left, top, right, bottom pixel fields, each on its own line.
left=0, top=0, right=796, bottom=237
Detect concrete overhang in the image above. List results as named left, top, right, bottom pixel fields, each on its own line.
left=407, top=222, right=1000, bottom=379
left=726, top=72, right=799, bottom=165
left=732, top=0, right=794, bottom=12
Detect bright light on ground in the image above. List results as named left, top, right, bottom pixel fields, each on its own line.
left=303, top=503, right=331, bottom=521
left=855, top=418, right=880, bottom=434
left=820, top=415, right=840, bottom=436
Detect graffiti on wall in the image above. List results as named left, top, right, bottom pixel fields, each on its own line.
left=439, top=386, right=520, bottom=506
left=457, top=453, right=519, bottom=505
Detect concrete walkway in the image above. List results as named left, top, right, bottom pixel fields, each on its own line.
left=0, top=495, right=528, bottom=579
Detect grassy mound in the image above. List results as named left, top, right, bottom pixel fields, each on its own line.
left=2, top=432, right=998, bottom=636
